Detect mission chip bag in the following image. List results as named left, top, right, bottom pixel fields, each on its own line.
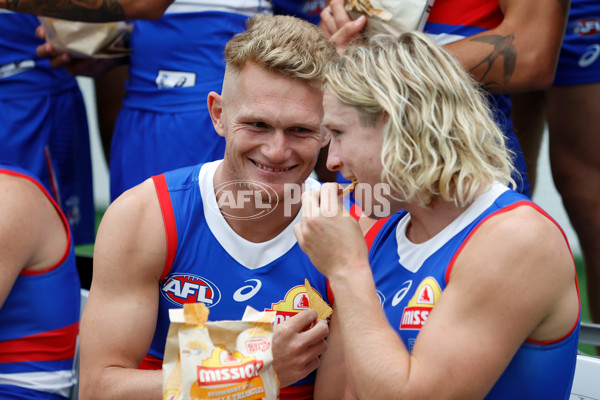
left=163, top=303, right=279, bottom=400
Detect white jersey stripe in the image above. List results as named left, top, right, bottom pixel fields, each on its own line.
left=0, top=369, right=75, bottom=397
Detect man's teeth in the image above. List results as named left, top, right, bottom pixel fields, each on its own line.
left=255, top=162, right=290, bottom=172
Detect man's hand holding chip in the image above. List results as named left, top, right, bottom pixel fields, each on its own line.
left=272, top=309, right=329, bottom=387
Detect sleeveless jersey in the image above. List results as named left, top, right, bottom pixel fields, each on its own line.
left=423, top=1, right=530, bottom=196
left=149, top=160, right=329, bottom=399
left=554, top=0, right=600, bottom=86
left=0, top=163, right=81, bottom=400
left=368, top=183, right=580, bottom=399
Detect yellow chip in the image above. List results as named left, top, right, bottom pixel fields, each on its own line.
left=342, top=179, right=358, bottom=196
left=183, top=302, right=209, bottom=325
left=304, top=279, right=333, bottom=320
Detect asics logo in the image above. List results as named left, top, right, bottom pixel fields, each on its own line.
left=579, top=44, right=600, bottom=68
left=392, top=280, right=413, bottom=307
left=233, top=279, right=263, bottom=302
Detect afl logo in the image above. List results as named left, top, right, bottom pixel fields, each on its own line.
left=574, top=18, right=600, bottom=37
left=161, top=273, right=221, bottom=307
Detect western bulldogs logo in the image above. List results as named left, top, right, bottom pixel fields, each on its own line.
left=161, top=273, right=221, bottom=307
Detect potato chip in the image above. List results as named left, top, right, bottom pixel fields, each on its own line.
left=342, top=179, right=358, bottom=197
left=304, top=279, right=333, bottom=320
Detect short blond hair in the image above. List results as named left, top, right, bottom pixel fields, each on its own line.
left=325, top=32, right=516, bottom=206
left=224, top=14, right=337, bottom=85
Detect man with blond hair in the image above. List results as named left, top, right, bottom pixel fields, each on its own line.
left=296, top=32, right=580, bottom=398
left=79, top=14, right=337, bottom=399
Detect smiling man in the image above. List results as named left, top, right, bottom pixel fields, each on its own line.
left=78, top=14, right=337, bottom=400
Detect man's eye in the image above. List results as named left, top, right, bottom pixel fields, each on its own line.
left=293, top=127, right=312, bottom=134
left=331, top=129, right=342, bottom=136
left=250, top=122, right=268, bottom=129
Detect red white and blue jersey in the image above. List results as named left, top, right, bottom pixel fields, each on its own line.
left=0, top=163, right=80, bottom=400
left=424, top=0, right=503, bottom=45
left=369, top=183, right=580, bottom=399
left=423, top=1, right=530, bottom=197
left=554, top=0, right=600, bottom=86
left=148, top=160, right=329, bottom=399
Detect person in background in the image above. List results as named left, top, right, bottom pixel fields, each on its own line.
left=0, top=11, right=95, bottom=245
left=295, top=32, right=580, bottom=399
left=318, top=0, right=571, bottom=197
left=36, top=1, right=325, bottom=203
left=79, top=15, right=336, bottom=400
left=510, top=0, right=600, bottom=353
left=0, top=162, right=81, bottom=399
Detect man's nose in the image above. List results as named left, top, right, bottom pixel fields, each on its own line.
left=263, top=130, right=290, bottom=161
left=326, top=139, right=342, bottom=172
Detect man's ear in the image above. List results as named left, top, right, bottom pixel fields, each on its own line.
left=207, top=91, right=225, bottom=137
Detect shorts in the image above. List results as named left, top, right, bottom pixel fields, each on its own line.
left=110, top=106, right=226, bottom=201
left=554, top=0, right=600, bottom=86
left=0, top=85, right=95, bottom=244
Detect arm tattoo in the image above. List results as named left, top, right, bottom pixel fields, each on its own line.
left=469, top=34, right=516, bottom=87
left=7, top=0, right=126, bottom=22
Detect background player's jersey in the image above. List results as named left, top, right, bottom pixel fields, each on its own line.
left=369, top=183, right=580, bottom=398
left=149, top=160, right=329, bottom=397
left=0, top=163, right=80, bottom=399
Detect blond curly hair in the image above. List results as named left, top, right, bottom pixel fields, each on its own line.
left=325, top=32, right=516, bottom=207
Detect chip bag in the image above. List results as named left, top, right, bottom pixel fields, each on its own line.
left=345, top=0, right=435, bottom=36
left=163, top=303, right=279, bottom=400
left=37, top=17, right=131, bottom=59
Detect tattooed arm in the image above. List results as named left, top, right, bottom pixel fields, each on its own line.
left=1, top=0, right=172, bottom=21
left=444, top=0, right=570, bottom=93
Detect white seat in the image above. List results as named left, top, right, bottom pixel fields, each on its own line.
left=569, top=354, right=600, bottom=400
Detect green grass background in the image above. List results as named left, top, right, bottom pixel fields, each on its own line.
left=76, top=210, right=597, bottom=355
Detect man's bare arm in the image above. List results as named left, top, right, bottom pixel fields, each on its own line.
left=79, top=179, right=167, bottom=399
left=445, top=0, right=570, bottom=93
left=1, top=0, right=171, bottom=21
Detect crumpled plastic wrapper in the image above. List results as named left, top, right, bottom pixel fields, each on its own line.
left=345, top=0, right=435, bottom=36
left=38, top=17, right=132, bottom=59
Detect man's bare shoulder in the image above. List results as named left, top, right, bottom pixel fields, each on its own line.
left=94, top=178, right=166, bottom=281
left=452, top=203, right=574, bottom=299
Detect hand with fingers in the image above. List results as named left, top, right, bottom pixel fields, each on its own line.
left=320, top=0, right=366, bottom=54
left=272, top=309, right=329, bottom=387
left=294, top=182, right=368, bottom=279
